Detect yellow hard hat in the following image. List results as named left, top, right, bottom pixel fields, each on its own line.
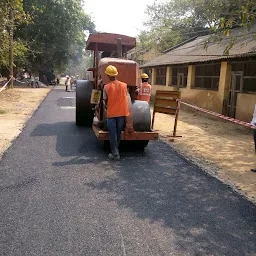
left=105, top=65, right=118, bottom=76
left=141, top=73, right=149, bottom=79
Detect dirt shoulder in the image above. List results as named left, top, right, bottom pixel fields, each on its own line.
left=0, top=87, right=52, bottom=159
left=152, top=106, right=256, bottom=204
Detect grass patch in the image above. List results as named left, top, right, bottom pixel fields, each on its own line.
left=0, top=108, right=8, bottom=114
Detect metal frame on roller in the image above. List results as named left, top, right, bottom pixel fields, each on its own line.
left=92, top=125, right=158, bottom=141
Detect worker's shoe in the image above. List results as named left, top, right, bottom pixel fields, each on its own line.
left=108, top=153, right=114, bottom=160
left=114, top=154, right=120, bottom=160
left=251, top=169, right=256, bottom=172
left=108, top=153, right=120, bottom=160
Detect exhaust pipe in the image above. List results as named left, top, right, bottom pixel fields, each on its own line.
left=117, top=38, right=122, bottom=58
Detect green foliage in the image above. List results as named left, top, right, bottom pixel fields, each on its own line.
left=65, top=50, right=94, bottom=78
left=139, top=0, right=256, bottom=54
left=138, top=0, right=209, bottom=53
left=201, top=0, right=256, bottom=54
left=0, top=0, right=29, bottom=69
left=0, top=0, right=95, bottom=76
left=18, top=0, right=95, bottom=74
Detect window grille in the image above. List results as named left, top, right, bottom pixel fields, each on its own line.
left=156, top=67, right=167, bottom=85
left=170, top=66, right=188, bottom=88
left=231, top=60, right=256, bottom=93
left=194, top=63, right=220, bottom=90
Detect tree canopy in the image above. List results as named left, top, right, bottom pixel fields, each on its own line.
left=138, top=0, right=256, bottom=54
left=0, top=0, right=29, bottom=69
left=0, top=0, right=95, bottom=77
left=19, top=0, right=95, bottom=74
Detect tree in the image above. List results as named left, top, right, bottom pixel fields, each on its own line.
left=0, top=0, right=28, bottom=72
left=17, top=0, right=95, bottom=77
left=138, top=0, right=209, bottom=53
left=65, top=50, right=94, bottom=78
left=202, top=0, right=256, bottom=53
left=139, top=0, right=256, bottom=54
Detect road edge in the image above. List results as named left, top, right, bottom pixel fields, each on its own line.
left=0, top=87, right=53, bottom=161
left=160, top=135, right=256, bottom=206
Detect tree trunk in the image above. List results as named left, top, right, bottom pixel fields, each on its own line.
left=9, top=5, right=14, bottom=88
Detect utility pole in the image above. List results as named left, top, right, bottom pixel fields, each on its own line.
left=9, top=3, right=14, bottom=88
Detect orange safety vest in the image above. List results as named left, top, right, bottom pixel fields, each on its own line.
left=137, top=82, right=152, bottom=103
left=104, top=80, right=129, bottom=118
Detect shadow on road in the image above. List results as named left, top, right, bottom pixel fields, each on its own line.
left=30, top=121, right=256, bottom=255
left=84, top=140, right=256, bottom=255
left=30, top=121, right=107, bottom=166
left=30, top=121, right=149, bottom=166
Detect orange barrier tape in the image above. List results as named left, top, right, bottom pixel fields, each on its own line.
left=178, top=99, right=256, bottom=130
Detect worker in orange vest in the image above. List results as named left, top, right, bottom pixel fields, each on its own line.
left=137, top=73, right=152, bottom=103
left=103, top=65, right=129, bottom=160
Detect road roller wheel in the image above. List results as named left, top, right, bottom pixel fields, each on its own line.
left=132, top=100, right=151, bottom=132
left=120, top=140, right=149, bottom=151
left=135, top=140, right=149, bottom=149
left=103, top=140, right=110, bottom=150
left=76, top=80, right=94, bottom=126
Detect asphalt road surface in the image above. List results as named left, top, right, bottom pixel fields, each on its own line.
left=1, top=87, right=256, bottom=256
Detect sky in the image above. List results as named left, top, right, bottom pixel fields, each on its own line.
left=82, top=0, right=160, bottom=37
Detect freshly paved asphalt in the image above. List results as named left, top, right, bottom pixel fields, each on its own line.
left=0, top=87, right=256, bottom=256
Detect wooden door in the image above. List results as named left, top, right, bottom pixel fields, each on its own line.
left=227, top=72, right=243, bottom=118
left=177, top=73, right=184, bottom=89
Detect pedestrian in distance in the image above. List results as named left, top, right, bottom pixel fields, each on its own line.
left=65, top=76, right=70, bottom=91
left=70, top=76, right=75, bottom=90
left=42, top=74, right=48, bottom=86
left=103, top=65, right=129, bottom=160
left=56, top=74, right=60, bottom=85
left=137, top=73, right=152, bottom=104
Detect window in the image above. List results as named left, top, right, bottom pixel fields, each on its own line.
left=231, top=60, right=256, bottom=93
left=144, top=68, right=152, bottom=79
left=144, top=68, right=152, bottom=76
left=194, top=63, right=220, bottom=90
left=170, top=66, right=188, bottom=88
left=155, top=67, right=167, bottom=85
left=171, top=67, right=177, bottom=86
left=243, top=78, right=256, bottom=92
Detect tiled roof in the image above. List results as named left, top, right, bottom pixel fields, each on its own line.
left=141, top=26, right=256, bottom=68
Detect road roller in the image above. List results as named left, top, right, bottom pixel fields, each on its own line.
left=75, top=32, right=158, bottom=149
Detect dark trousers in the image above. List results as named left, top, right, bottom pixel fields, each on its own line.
left=254, top=129, right=256, bottom=153
left=107, top=116, right=125, bottom=156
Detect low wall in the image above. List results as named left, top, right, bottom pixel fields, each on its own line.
left=236, top=93, right=256, bottom=122
left=151, top=85, right=173, bottom=96
left=180, top=88, right=223, bottom=113
left=151, top=85, right=223, bottom=113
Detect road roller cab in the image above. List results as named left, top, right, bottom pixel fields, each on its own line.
left=75, top=32, right=158, bottom=149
